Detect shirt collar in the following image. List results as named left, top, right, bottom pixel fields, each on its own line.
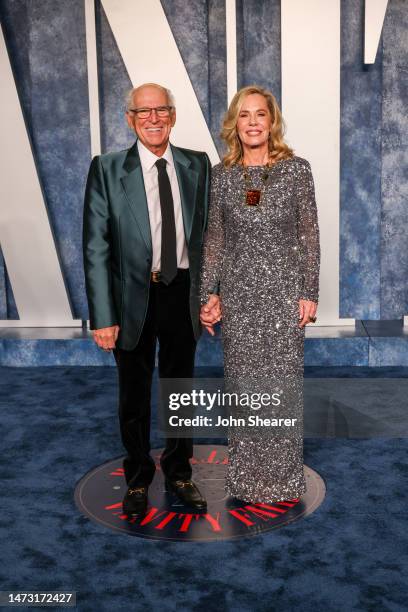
left=137, top=139, right=174, bottom=172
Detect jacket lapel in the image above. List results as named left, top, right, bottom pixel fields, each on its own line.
left=120, top=142, right=152, bottom=252
left=172, top=145, right=199, bottom=245
left=120, top=142, right=199, bottom=251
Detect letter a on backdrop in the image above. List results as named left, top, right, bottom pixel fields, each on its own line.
left=0, top=26, right=79, bottom=327
left=101, top=0, right=219, bottom=165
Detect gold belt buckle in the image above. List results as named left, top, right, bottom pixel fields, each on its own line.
left=151, top=271, right=161, bottom=283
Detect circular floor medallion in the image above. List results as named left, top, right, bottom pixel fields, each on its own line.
left=74, top=445, right=326, bottom=541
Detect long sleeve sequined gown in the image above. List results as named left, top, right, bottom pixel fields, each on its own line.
left=200, top=157, right=320, bottom=503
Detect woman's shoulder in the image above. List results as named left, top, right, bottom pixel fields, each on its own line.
left=288, top=155, right=312, bottom=172
left=210, top=156, right=313, bottom=173
left=210, top=161, right=233, bottom=186
left=211, top=161, right=228, bottom=175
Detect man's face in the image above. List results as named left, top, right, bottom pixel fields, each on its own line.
left=126, top=86, right=176, bottom=156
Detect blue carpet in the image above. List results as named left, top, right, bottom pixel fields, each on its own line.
left=0, top=366, right=407, bottom=611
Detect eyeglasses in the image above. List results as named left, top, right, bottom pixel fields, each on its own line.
left=128, top=106, right=174, bottom=119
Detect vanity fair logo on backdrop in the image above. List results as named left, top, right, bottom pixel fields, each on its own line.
left=0, top=0, right=389, bottom=327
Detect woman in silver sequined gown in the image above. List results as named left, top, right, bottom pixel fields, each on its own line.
left=200, top=85, right=320, bottom=503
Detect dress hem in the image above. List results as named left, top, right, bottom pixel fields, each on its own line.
left=225, top=482, right=307, bottom=505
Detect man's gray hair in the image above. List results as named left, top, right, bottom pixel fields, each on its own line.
left=125, top=84, right=176, bottom=111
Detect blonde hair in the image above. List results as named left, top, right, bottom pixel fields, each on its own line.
left=221, top=85, right=294, bottom=167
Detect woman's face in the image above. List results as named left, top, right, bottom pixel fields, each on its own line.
left=236, top=93, right=271, bottom=150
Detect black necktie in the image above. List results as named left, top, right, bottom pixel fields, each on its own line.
left=155, top=158, right=178, bottom=285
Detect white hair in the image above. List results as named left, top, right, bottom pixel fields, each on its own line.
left=125, top=84, right=175, bottom=111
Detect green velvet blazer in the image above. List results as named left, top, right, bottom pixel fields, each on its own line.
left=83, top=141, right=211, bottom=350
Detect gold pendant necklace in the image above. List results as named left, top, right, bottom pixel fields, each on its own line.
left=242, top=162, right=270, bottom=207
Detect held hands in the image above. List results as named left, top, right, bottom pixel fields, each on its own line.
left=298, top=299, right=317, bottom=328
left=92, top=325, right=120, bottom=351
left=91, top=301, right=315, bottom=347
left=200, top=294, right=222, bottom=336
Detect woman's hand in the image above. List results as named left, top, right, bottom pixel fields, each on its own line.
left=298, top=299, right=317, bottom=328
left=200, top=294, right=222, bottom=336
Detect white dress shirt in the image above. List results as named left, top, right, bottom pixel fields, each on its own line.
left=137, top=140, right=189, bottom=272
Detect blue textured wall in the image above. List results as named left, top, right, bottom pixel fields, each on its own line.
left=1, top=0, right=91, bottom=319
left=0, top=0, right=407, bottom=322
left=340, top=0, right=408, bottom=319
left=380, top=0, right=408, bottom=319
left=340, top=0, right=382, bottom=319
left=236, top=0, right=281, bottom=104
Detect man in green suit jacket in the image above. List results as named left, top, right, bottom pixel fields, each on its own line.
left=83, top=83, right=214, bottom=517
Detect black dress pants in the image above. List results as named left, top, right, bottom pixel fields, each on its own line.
left=113, top=269, right=196, bottom=487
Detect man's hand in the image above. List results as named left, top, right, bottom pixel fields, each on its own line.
left=298, top=300, right=317, bottom=328
left=92, top=325, right=120, bottom=350
left=200, top=294, right=222, bottom=336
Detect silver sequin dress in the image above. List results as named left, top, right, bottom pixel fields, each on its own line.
left=200, top=156, right=320, bottom=503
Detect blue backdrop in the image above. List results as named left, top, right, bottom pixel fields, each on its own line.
left=0, top=0, right=407, bottom=321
